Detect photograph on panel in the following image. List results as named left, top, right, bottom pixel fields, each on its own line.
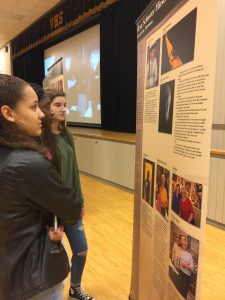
left=145, top=38, right=160, bottom=89
left=161, top=8, right=197, bottom=75
left=171, top=174, right=202, bottom=228
left=142, top=158, right=155, bottom=207
left=169, top=221, right=199, bottom=300
left=158, top=80, right=175, bottom=134
left=155, top=165, right=170, bottom=220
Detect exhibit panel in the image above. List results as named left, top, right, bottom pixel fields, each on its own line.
left=130, top=0, right=221, bottom=299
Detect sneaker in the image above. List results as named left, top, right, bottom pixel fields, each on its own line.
left=69, top=286, right=95, bottom=300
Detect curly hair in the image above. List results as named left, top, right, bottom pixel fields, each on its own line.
left=0, top=74, right=47, bottom=154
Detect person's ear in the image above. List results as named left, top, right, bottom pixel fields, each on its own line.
left=0, top=105, right=16, bottom=122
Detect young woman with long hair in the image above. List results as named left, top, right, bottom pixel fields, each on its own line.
left=43, top=88, right=95, bottom=300
left=0, top=74, right=82, bottom=300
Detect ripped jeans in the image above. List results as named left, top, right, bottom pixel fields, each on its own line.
left=65, top=218, right=88, bottom=286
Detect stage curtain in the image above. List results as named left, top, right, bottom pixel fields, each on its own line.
left=12, top=0, right=109, bottom=84
left=13, top=46, right=44, bottom=86
left=100, top=0, right=151, bottom=133
left=11, top=0, right=112, bottom=56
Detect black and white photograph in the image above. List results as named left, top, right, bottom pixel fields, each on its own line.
left=158, top=80, right=175, bottom=134
left=145, top=38, right=160, bottom=89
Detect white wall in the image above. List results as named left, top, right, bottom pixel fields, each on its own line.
left=208, top=156, right=225, bottom=225
left=74, top=135, right=135, bottom=190
left=207, top=2, right=225, bottom=226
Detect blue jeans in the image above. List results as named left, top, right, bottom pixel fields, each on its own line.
left=28, top=282, right=63, bottom=300
left=65, top=218, right=88, bottom=286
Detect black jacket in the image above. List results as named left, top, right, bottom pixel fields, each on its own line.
left=0, top=146, right=82, bottom=300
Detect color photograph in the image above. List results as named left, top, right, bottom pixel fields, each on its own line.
left=171, top=174, right=202, bottom=228
left=142, top=158, right=155, bottom=207
left=155, top=165, right=170, bottom=220
left=43, top=57, right=64, bottom=90
left=161, top=8, right=197, bottom=75
left=169, top=221, right=199, bottom=300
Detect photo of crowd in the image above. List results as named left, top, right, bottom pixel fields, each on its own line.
left=169, top=221, right=199, bottom=300
left=145, top=39, right=160, bottom=89
left=155, top=165, right=170, bottom=220
left=142, top=159, right=155, bottom=207
left=171, top=174, right=202, bottom=228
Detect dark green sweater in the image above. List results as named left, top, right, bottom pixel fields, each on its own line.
left=54, top=131, right=84, bottom=205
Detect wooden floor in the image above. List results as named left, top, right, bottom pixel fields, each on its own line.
left=63, top=174, right=225, bottom=300
left=63, top=174, right=133, bottom=300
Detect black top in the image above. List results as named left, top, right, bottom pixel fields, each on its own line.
left=0, top=146, right=82, bottom=300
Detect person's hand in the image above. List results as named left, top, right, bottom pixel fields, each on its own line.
left=47, top=225, right=64, bottom=242
left=81, top=207, right=85, bottom=219
left=181, top=263, right=189, bottom=269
